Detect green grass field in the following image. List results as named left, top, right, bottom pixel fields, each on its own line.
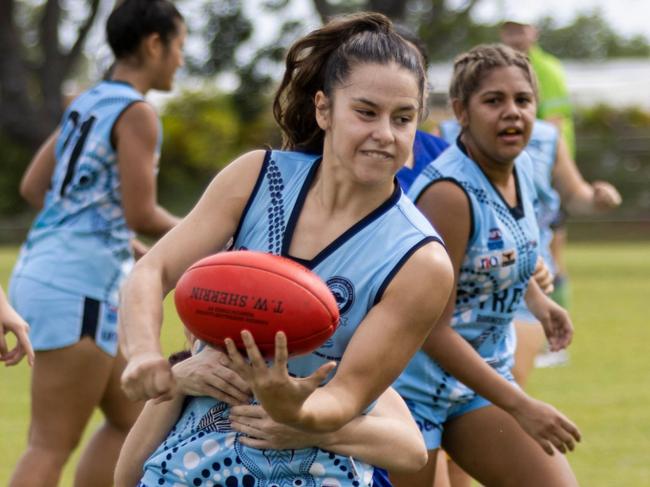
left=1, top=242, right=649, bottom=485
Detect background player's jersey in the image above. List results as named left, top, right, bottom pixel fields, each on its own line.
left=440, top=118, right=560, bottom=273
left=142, top=150, right=443, bottom=487
left=521, top=120, right=561, bottom=274
left=13, top=80, right=158, bottom=305
left=395, top=143, right=539, bottom=407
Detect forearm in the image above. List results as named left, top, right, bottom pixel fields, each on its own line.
left=131, top=205, right=180, bottom=239
left=291, top=385, right=358, bottom=433
left=563, top=184, right=597, bottom=215
left=0, top=286, right=12, bottom=315
left=524, top=279, right=551, bottom=319
left=118, top=263, right=167, bottom=359
left=317, top=414, right=426, bottom=472
left=20, top=131, right=58, bottom=209
left=114, top=394, right=185, bottom=487
left=422, top=324, right=526, bottom=414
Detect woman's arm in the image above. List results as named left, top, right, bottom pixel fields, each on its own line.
left=416, top=181, right=581, bottom=455
left=19, top=130, right=59, bottom=209
left=229, top=388, right=427, bottom=473
left=114, top=393, right=185, bottom=487
left=0, top=286, right=34, bottom=366
left=115, top=102, right=179, bottom=237
left=225, top=239, right=454, bottom=433
left=524, top=279, right=573, bottom=352
left=552, top=136, right=621, bottom=215
left=119, top=150, right=267, bottom=402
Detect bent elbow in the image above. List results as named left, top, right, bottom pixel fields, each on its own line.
left=393, top=441, right=428, bottom=474
left=411, top=445, right=429, bottom=472
left=19, top=183, right=44, bottom=209
left=125, top=209, right=156, bottom=235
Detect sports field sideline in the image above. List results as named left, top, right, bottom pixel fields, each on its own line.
left=1, top=242, right=649, bottom=486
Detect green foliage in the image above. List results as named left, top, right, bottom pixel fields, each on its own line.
left=156, top=89, right=282, bottom=214
left=0, top=131, right=31, bottom=214
left=574, top=105, right=650, bottom=219
left=188, top=0, right=253, bottom=75
left=538, top=10, right=650, bottom=59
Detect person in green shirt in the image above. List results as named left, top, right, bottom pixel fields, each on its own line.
left=500, top=20, right=576, bottom=157
left=500, top=19, right=576, bottom=369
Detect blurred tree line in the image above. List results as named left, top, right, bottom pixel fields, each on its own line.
left=1, top=0, right=650, bottom=236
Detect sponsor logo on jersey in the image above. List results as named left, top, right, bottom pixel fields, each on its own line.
left=487, top=227, right=504, bottom=250
left=326, top=276, right=355, bottom=315
left=502, top=250, right=516, bottom=267
left=476, top=249, right=517, bottom=270
left=479, top=255, right=501, bottom=270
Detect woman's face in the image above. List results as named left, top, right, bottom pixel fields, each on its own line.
left=456, top=65, right=536, bottom=167
left=316, top=62, right=421, bottom=186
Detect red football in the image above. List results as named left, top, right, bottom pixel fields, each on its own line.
left=174, top=250, right=340, bottom=357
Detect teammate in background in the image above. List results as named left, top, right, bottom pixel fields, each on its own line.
left=439, top=117, right=621, bottom=385
left=391, top=44, right=580, bottom=487
left=115, top=340, right=429, bottom=486
left=500, top=17, right=576, bottom=363
left=8, top=1, right=183, bottom=485
left=0, top=285, right=34, bottom=367
left=118, top=12, right=453, bottom=487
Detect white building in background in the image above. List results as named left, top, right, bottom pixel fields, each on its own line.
left=428, top=58, right=650, bottom=110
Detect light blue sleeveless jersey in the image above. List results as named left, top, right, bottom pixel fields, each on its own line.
left=12, top=81, right=158, bottom=306
left=393, top=144, right=539, bottom=413
left=439, top=118, right=560, bottom=273
left=523, top=120, right=561, bottom=274
left=141, top=150, right=443, bottom=487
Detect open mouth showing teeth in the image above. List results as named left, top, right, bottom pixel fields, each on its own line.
left=362, top=151, right=392, bottom=159
left=500, top=128, right=522, bottom=135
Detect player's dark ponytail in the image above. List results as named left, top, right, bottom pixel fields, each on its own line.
left=273, top=12, right=427, bottom=154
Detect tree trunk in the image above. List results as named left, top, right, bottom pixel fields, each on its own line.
left=0, top=0, right=102, bottom=149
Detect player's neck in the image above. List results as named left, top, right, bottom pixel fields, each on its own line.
left=312, top=163, right=395, bottom=220
left=110, top=63, right=153, bottom=95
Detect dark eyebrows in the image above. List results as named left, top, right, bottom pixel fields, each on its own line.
left=352, top=97, right=418, bottom=112
left=479, top=90, right=534, bottom=98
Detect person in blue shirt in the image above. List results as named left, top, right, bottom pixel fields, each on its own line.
left=116, top=12, right=453, bottom=487
left=8, top=1, right=183, bottom=485
left=439, top=117, right=621, bottom=386
left=391, top=44, right=580, bottom=487
left=397, top=130, right=449, bottom=192
left=115, top=336, right=430, bottom=486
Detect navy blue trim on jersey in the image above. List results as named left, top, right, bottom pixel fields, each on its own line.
left=232, top=150, right=272, bottom=245
left=372, top=467, right=393, bottom=487
left=109, top=99, right=145, bottom=150
left=282, top=156, right=322, bottom=258
left=472, top=161, right=525, bottom=220
left=373, top=235, right=442, bottom=305
left=106, top=79, right=135, bottom=88
left=286, top=256, right=311, bottom=267
left=456, top=138, right=526, bottom=220
left=80, top=297, right=100, bottom=340
left=282, top=159, right=404, bottom=269
left=413, top=177, right=476, bottom=243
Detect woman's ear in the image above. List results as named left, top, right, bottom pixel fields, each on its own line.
left=451, top=98, right=468, bottom=128
left=314, top=91, right=330, bottom=130
left=143, top=32, right=164, bottom=61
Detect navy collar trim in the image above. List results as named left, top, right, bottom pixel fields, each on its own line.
left=283, top=159, right=403, bottom=269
